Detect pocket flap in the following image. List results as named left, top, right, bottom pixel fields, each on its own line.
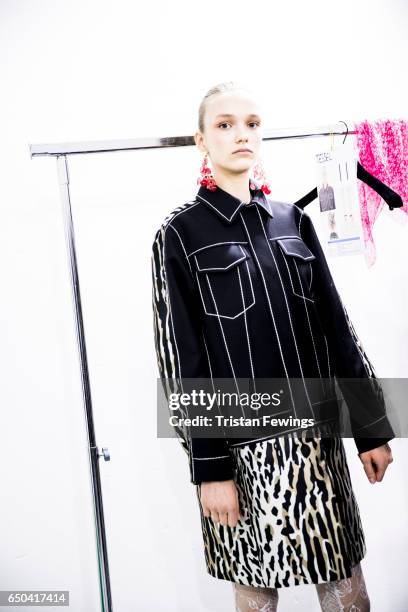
left=276, top=237, right=316, bottom=261
left=195, top=244, right=248, bottom=272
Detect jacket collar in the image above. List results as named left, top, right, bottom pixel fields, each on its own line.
left=196, top=179, right=274, bottom=223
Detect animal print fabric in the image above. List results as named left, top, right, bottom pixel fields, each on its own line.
left=195, top=430, right=366, bottom=589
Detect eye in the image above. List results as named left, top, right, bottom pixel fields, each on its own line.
left=217, top=120, right=260, bottom=129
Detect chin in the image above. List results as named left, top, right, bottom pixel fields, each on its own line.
left=231, top=161, right=253, bottom=171
left=217, top=162, right=252, bottom=176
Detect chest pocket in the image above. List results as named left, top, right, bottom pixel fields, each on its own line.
left=275, top=237, right=316, bottom=303
left=193, top=243, right=255, bottom=319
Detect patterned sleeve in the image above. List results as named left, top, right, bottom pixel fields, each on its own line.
left=151, top=221, right=235, bottom=483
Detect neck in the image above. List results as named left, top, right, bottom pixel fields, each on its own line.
left=213, top=168, right=252, bottom=204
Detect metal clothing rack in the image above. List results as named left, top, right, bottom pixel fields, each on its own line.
left=29, top=120, right=356, bottom=612
left=30, top=121, right=356, bottom=157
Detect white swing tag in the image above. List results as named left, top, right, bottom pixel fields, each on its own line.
left=315, top=145, right=363, bottom=257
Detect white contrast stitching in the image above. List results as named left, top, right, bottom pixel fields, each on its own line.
left=277, top=241, right=315, bottom=302
left=293, top=260, right=325, bottom=393
left=201, top=269, right=255, bottom=319
left=188, top=241, right=248, bottom=257
left=228, top=417, right=337, bottom=447
left=193, top=455, right=230, bottom=460
left=269, top=235, right=302, bottom=241
left=256, top=208, right=315, bottom=419
left=168, top=223, right=193, bottom=276
left=298, top=209, right=305, bottom=233
left=293, top=259, right=315, bottom=303
left=238, top=264, right=256, bottom=385
left=201, top=330, right=229, bottom=435
left=161, top=224, right=193, bottom=478
left=277, top=239, right=316, bottom=261
left=162, top=201, right=201, bottom=228
left=194, top=247, right=255, bottom=319
left=196, top=193, right=242, bottom=222
left=353, top=414, right=387, bottom=432
left=204, top=274, right=242, bottom=409
left=239, top=212, right=297, bottom=418
left=323, top=333, right=332, bottom=379
left=194, top=246, right=248, bottom=271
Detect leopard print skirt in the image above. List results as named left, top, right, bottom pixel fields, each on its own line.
left=195, top=431, right=366, bottom=589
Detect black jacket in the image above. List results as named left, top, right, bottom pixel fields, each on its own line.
left=151, top=181, right=394, bottom=484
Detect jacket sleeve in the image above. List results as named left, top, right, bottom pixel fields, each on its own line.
left=151, top=221, right=235, bottom=484
left=298, top=209, right=395, bottom=455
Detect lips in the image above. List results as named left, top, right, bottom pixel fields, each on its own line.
left=233, top=149, right=253, bottom=154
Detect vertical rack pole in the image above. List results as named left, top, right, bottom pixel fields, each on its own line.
left=56, top=155, right=113, bottom=612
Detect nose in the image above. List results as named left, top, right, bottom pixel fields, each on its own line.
left=236, top=125, right=251, bottom=143
left=237, top=134, right=249, bottom=144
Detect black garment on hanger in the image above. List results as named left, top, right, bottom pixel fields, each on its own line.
left=294, top=161, right=403, bottom=211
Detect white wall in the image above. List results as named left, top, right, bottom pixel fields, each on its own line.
left=0, top=0, right=407, bottom=610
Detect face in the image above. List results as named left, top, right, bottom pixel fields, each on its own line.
left=195, top=89, right=264, bottom=178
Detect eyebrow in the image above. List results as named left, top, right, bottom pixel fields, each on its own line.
left=214, top=113, right=261, bottom=119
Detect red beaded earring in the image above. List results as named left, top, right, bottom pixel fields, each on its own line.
left=251, top=159, right=272, bottom=195
left=197, top=153, right=217, bottom=191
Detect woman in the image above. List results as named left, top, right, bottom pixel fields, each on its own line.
left=151, top=81, right=394, bottom=611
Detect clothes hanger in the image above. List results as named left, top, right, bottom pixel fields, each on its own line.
left=293, top=121, right=404, bottom=211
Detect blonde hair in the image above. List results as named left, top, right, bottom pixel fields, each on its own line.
left=198, top=81, right=254, bottom=133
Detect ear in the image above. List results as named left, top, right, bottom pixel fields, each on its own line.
left=194, top=131, right=206, bottom=153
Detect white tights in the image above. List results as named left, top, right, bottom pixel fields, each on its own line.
left=233, top=562, right=370, bottom=611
